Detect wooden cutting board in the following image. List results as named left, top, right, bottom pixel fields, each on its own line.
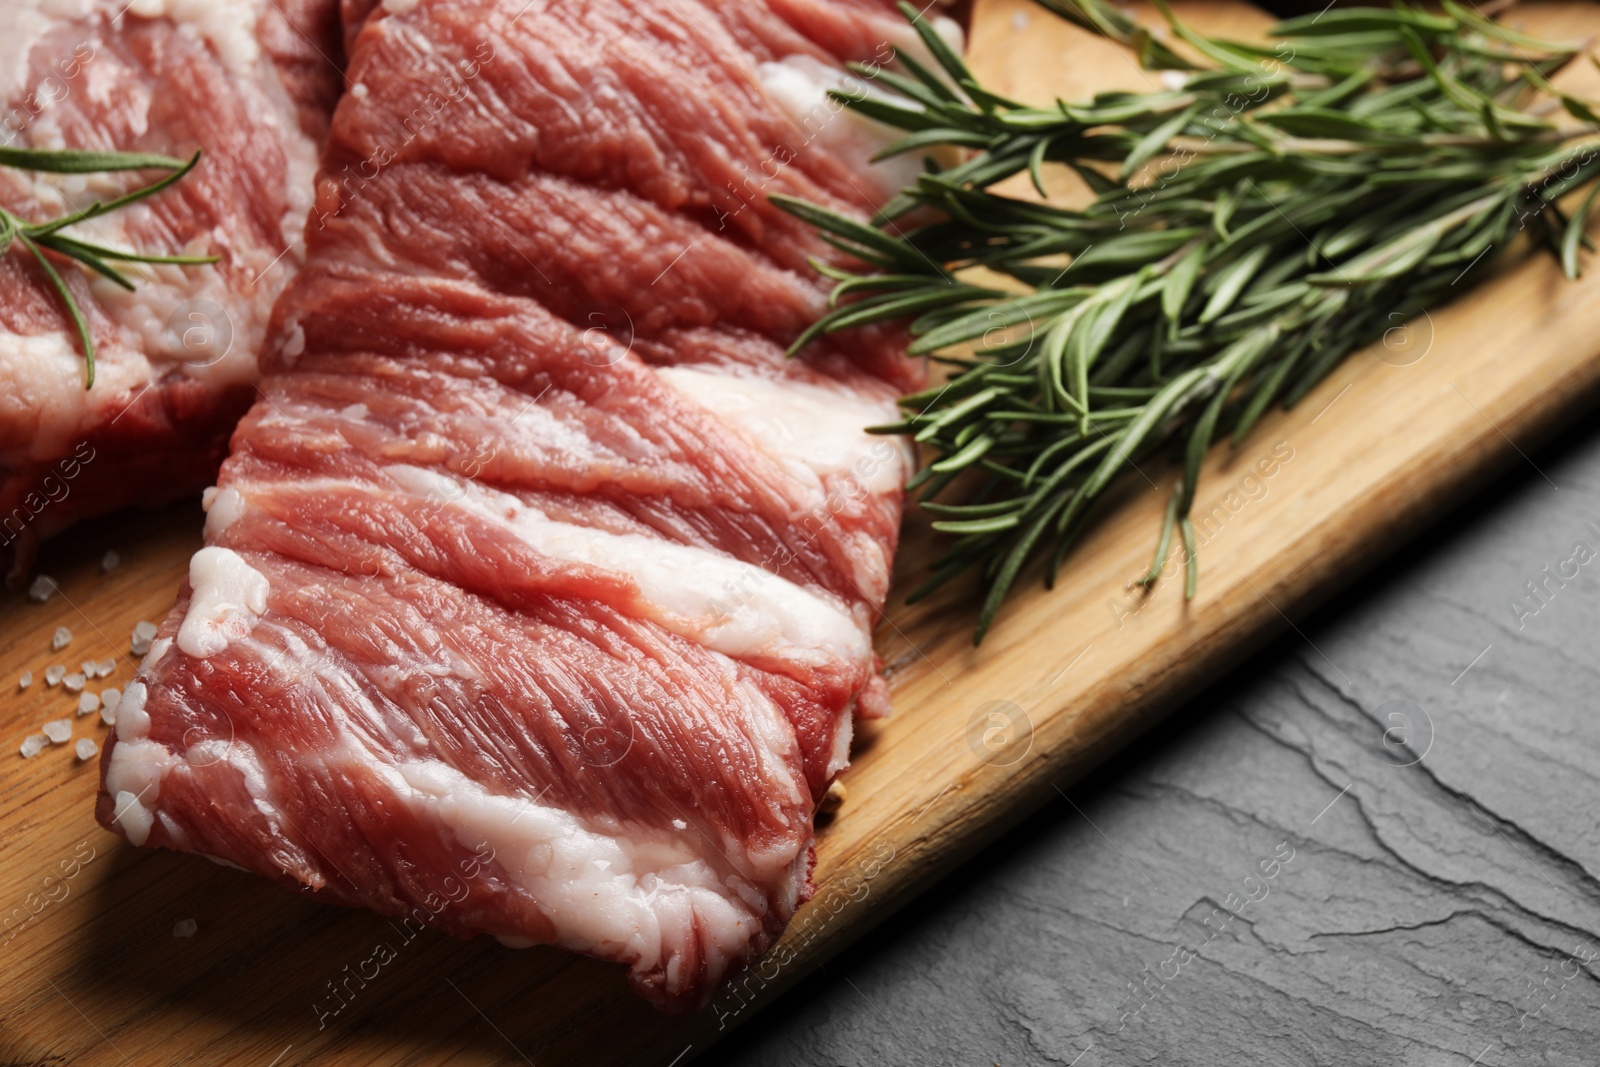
left=5, top=2, right=1600, bottom=1064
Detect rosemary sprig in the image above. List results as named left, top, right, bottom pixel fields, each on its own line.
left=778, top=0, right=1600, bottom=643
left=0, top=149, right=216, bottom=389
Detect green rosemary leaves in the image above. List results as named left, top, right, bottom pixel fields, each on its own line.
left=778, top=0, right=1600, bottom=642
left=0, top=149, right=216, bottom=389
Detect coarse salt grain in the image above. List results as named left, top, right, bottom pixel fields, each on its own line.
left=20, top=734, right=46, bottom=758
left=28, top=575, right=57, bottom=602
left=102, top=550, right=121, bottom=571
left=44, top=665, right=65, bottom=686
left=173, top=919, right=197, bottom=938
left=41, top=719, right=71, bottom=744
left=100, top=687, right=121, bottom=713
left=81, top=660, right=97, bottom=677
left=63, top=672, right=86, bottom=693
left=52, top=626, right=72, bottom=650
left=74, top=737, right=98, bottom=760
left=18, top=671, right=31, bottom=689
left=98, top=658, right=116, bottom=677
left=77, top=692, right=98, bottom=716
left=131, top=620, right=158, bottom=656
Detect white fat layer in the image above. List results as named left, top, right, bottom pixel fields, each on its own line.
left=757, top=55, right=923, bottom=200
left=0, top=2, right=89, bottom=102
left=382, top=464, right=868, bottom=668
left=105, top=739, right=173, bottom=802
left=909, top=15, right=967, bottom=62
left=124, top=0, right=265, bottom=72
left=0, top=333, right=144, bottom=460
left=4, top=0, right=269, bottom=117
left=654, top=367, right=910, bottom=498
left=0, top=0, right=318, bottom=461
left=114, top=681, right=150, bottom=739
left=177, top=547, right=270, bottom=658
left=193, top=736, right=283, bottom=823
left=203, top=485, right=247, bottom=537
left=384, top=757, right=799, bottom=981
left=755, top=17, right=963, bottom=205
left=141, top=636, right=172, bottom=671
left=729, top=669, right=806, bottom=813
left=105, top=684, right=179, bottom=847
left=826, top=709, right=853, bottom=781
left=0, top=202, right=279, bottom=463
left=112, top=790, right=155, bottom=846
left=111, top=671, right=313, bottom=865
left=156, top=811, right=190, bottom=849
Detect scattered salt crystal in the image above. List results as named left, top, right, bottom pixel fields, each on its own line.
left=20, top=734, right=46, bottom=758
left=172, top=919, right=197, bottom=938
left=63, top=672, right=86, bottom=693
left=81, top=660, right=97, bottom=677
left=41, top=719, right=71, bottom=744
left=131, top=620, right=158, bottom=656
left=100, top=687, right=121, bottom=714
left=100, top=705, right=117, bottom=727
left=77, top=692, right=98, bottom=716
left=28, top=575, right=57, bottom=602
left=101, top=550, right=121, bottom=571
left=18, top=671, right=31, bottom=690
left=75, top=737, right=97, bottom=760
left=44, top=665, right=65, bottom=686
left=52, top=626, right=72, bottom=650
left=98, top=658, right=116, bottom=677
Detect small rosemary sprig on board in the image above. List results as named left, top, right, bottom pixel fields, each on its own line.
left=777, top=0, right=1600, bottom=642
left=0, top=148, right=216, bottom=389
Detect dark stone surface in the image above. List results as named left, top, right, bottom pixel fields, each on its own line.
left=706, top=425, right=1600, bottom=1065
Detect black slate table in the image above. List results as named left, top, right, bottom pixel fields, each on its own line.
left=707, top=422, right=1600, bottom=1066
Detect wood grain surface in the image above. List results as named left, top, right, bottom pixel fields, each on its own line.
left=4, top=3, right=1599, bottom=1065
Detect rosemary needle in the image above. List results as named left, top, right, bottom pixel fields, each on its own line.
left=0, top=149, right=217, bottom=389
left=778, top=0, right=1600, bottom=643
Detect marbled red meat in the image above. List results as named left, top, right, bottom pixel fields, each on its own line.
left=96, top=0, right=951, bottom=1011
left=0, top=0, right=341, bottom=579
